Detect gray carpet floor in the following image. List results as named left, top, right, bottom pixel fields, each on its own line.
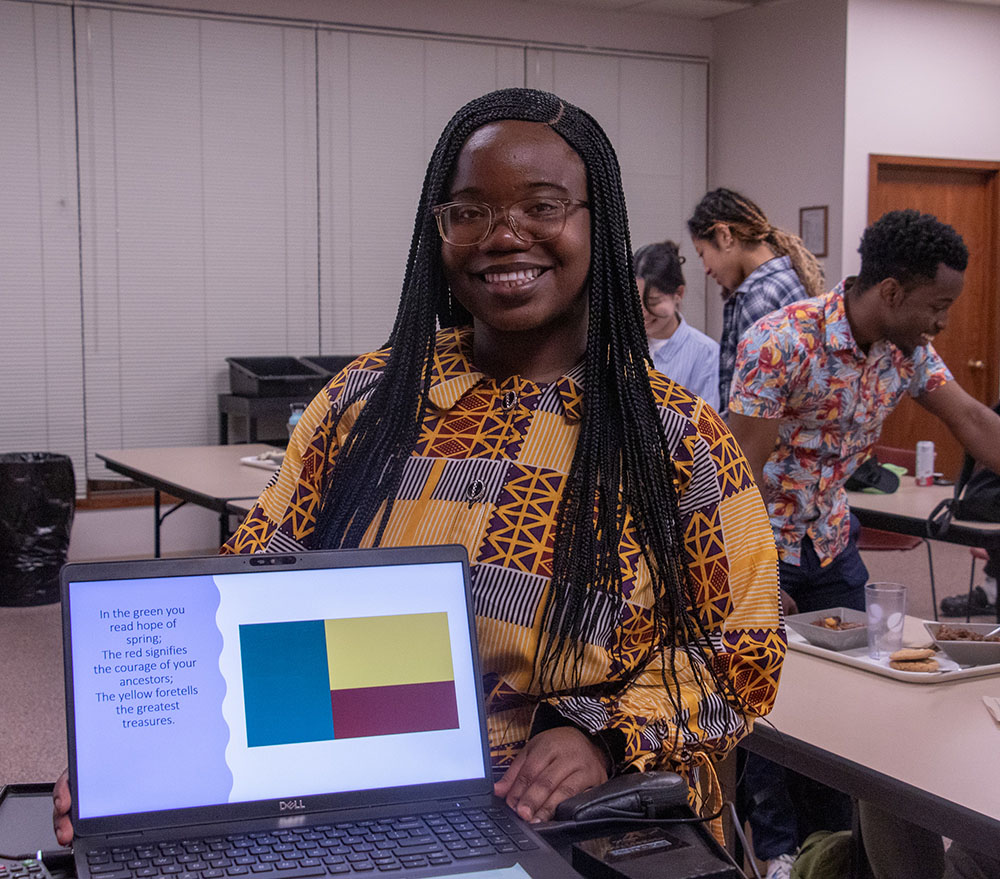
left=1, top=539, right=994, bottom=786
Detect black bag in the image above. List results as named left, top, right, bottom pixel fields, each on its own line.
left=845, top=454, right=900, bottom=494
left=927, top=403, right=1000, bottom=537
left=0, top=452, right=76, bottom=606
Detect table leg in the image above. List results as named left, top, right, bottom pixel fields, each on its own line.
left=219, top=511, right=229, bottom=549
left=153, top=492, right=188, bottom=559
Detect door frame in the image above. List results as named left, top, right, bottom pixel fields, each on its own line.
left=867, top=154, right=1000, bottom=476
left=868, top=152, right=1000, bottom=396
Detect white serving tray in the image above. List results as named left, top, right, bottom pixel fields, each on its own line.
left=787, top=622, right=1000, bottom=684
left=240, top=452, right=283, bottom=471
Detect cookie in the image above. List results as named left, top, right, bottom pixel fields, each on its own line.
left=889, top=647, right=935, bottom=662
left=889, top=658, right=940, bottom=673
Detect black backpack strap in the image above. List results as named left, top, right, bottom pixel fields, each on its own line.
left=928, top=399, right=1000, bottom=536
left=955, top=451, right=977, bottom=497
left=927, top=495, right=954, bottom=539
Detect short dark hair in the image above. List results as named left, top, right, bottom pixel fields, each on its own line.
left=856, top=209, right=968, bottom=291
left=634, top=240, right=686, bottom=299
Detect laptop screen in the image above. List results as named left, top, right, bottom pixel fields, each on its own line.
left=63, top=548, right=489, bottom=826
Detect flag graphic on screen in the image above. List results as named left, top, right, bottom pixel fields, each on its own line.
left=239, top=612, right=458, bottom=747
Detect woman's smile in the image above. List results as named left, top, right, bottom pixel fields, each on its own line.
left=482, top=266, right=543, bottom=286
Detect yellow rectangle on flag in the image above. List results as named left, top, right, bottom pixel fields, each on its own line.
left=325, top=612, right=454, bottom=689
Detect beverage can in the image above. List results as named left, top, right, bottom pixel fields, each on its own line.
left=915, top=440, right=934, bottom=486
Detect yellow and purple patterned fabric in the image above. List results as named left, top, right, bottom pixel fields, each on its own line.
left=729, top=280, right=952, bottom=566
left=223, top=326, right=782, bottom=806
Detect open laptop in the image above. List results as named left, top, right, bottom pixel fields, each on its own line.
left=61, top=546, right=579, bottom=879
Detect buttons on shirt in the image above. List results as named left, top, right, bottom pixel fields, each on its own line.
left=501, top=390, right=518, bottom=411
left=465, top=479, right=486, bottom=508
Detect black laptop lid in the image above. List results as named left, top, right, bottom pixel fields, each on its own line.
left=61, top=546, right=491, bottom=837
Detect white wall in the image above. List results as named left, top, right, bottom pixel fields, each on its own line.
left=842, top=0, right=1000, bottom=272
left=708, top=0, right=848, bottom=336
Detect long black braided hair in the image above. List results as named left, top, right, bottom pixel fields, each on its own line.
left=312, top=88, right=743, bottom=742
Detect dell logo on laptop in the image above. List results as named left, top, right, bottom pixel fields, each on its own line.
left=279, top=799, right=306, bottom=811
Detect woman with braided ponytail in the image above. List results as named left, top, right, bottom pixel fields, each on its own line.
left=53, top=90, right=781, bottom=846
left=688, top=188, right=823, bottom=415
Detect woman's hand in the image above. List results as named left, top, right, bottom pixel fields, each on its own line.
left=493, top=726, right=609, bottom=823
left=53, top=769, right=73, bottom=846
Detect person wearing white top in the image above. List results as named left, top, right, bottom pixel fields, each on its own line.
left=635, top=240, right=721, bottom=412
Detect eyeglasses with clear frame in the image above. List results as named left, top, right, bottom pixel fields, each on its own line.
left=432, top=197, right=589, bottom=247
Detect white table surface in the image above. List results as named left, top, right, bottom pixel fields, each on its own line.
left=749, top=616, right=1000, bottom=852
left=96, top=444, right=277, bottom=503
left=848, top=477, right=1000, bottom=535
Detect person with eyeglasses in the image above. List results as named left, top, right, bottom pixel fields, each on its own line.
left=634, top=239, right=721, bottom=412
left=52, top=89, right=781, bottom=847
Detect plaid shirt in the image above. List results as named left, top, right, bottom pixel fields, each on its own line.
left=718, top=255, right=807, bottom=412
left=729, top=281, right=952, bottom=566
left=224, top=327, right=782, bottom=809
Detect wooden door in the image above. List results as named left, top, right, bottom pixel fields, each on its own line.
left=868, top=155, right=1000, bottom=479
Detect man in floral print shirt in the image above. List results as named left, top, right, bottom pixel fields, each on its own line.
left=726, top=209, right=1000, bottom=874
left=729, top=209, right=1000, bottom=613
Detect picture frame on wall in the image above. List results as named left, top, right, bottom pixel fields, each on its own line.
left=799, top=205, right=828, bottom=257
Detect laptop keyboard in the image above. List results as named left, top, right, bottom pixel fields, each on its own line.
left=84, top=806, right=539, bottom=876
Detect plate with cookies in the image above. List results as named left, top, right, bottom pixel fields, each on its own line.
left=883, top=646, right=959, bottom=675
left=785, top=615, right=1000, bottom=683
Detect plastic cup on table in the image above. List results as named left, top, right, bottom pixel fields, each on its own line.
left=865, top=582, right=907, bottom=660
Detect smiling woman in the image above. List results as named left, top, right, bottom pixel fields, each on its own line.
left=55, top=87, right=782, bottom=846
left=634, top=239, right=721, bottom=411
left=152, top=89, right=781, bottom=839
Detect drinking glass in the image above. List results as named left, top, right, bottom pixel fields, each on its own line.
left=865, top=582, right=907, bottom=659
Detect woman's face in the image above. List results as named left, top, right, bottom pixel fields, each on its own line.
left=440, top=120, right=591, bottom=340
left=692, top=229, right=743, bottom=293
left=638, top=277, right=681, bottom=338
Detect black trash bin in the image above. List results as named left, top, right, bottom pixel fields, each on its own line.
left=0, top=452, right=76, bottom=606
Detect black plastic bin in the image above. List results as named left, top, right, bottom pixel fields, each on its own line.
left=226, top=356, right=328, bottom=398
left=0, top=452, right=75, bottom=606
left=298, top=355, right=357, bottom=378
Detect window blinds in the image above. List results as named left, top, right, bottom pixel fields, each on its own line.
left=1, top=1, right=707, bottom=493
left=75, top=8, right=318, bottom=480
left=0, top=1, right=87, bottom=493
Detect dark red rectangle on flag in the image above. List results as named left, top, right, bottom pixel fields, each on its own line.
left=329, top=679, right=459, bottom=739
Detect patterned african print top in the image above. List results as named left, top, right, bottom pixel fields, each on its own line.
left=224, top=327, right=782, bottom=794
left=729, top=280, right=952, bottom=566
left=719, top=255, right=807, bottom=413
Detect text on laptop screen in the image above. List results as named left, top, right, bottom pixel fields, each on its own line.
left=67, top=561, right=485, bottom=820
